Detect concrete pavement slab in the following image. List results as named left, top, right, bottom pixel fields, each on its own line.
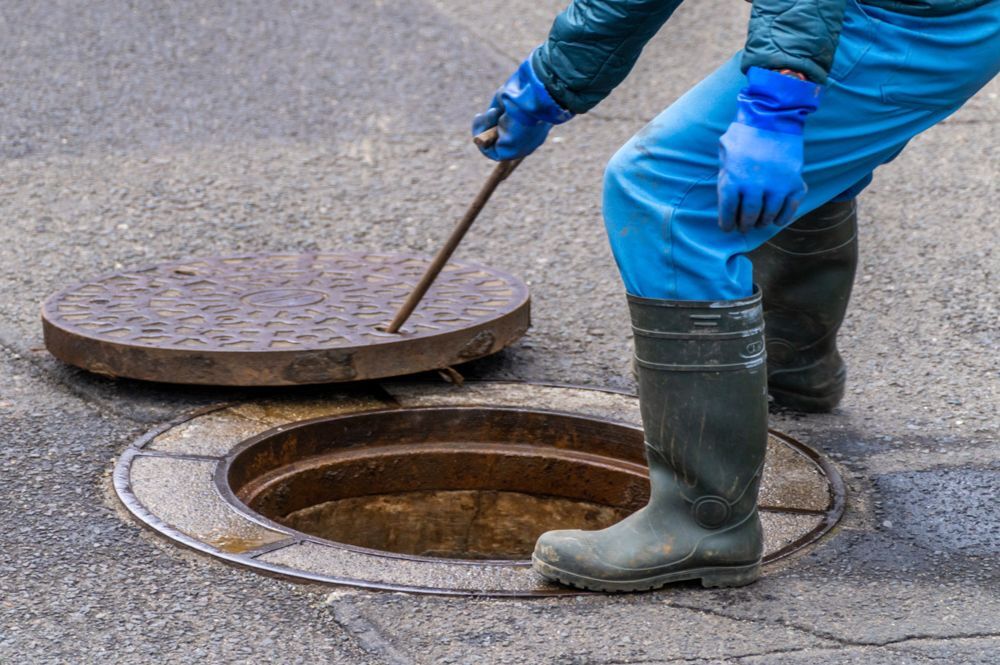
left=897, top=636, right=1000, bottom=664
left=324, top=591, right=840, bottom=664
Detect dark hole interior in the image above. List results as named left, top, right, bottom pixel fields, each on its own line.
left=226, top=407, right=650, bottom=561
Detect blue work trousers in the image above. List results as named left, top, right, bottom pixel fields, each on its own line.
left=604, top=0, right=1000, bottom=301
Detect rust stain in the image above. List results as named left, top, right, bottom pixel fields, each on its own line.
left=204, top=532, right=285, bottom=554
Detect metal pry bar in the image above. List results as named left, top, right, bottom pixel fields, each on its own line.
left=385, top=127, right=524, bottom=334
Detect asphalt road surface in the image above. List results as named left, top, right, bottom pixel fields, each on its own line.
left=1, top=1, right=997, bottom=663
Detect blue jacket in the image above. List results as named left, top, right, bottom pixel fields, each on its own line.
left=532, top=0, right=990, bottom=114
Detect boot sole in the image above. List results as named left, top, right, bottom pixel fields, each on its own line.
left=531, top=556, right=761, bottom=593
left=768, top=385, right=843, bottom=413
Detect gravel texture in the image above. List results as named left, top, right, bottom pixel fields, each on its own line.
left=0, top=0, right=997, bottom=662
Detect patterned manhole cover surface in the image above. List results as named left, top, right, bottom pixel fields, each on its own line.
left=114, top=382, right=846, bottom=597
left=42, top=253, right=529, bottom=385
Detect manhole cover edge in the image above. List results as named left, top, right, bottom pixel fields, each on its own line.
left=42, top=252, right=530, bottom=385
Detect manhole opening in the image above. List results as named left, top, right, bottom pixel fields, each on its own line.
left=224, top=407, right=652, bottom=561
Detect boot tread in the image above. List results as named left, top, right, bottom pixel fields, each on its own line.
left=533, top=556, right=761, bottom=593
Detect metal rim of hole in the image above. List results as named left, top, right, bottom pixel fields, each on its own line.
left=113, top=381, right=847, bottom=597
left=218, top=406, right=654, bottom=565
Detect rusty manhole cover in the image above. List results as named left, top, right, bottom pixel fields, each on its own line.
left=114, top=382, right=845, bottom=597
left=42, top=253, right=529, bottom=385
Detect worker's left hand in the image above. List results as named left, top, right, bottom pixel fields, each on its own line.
left=718, top=124, right=807, bottom=233
left=717, top=67, right=822, bottom=233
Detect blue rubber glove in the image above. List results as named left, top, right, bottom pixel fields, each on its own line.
left=472, top=52, right=573, bottom=161
left=718, top=67, right=823, bottom=233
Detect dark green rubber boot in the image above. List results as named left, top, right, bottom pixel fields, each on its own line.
left=532, top=291, right=768, bottom=592
left=751, top=199, right=858, bottom=412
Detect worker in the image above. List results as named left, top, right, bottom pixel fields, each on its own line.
left=473, top=0, right=1000, bottom=591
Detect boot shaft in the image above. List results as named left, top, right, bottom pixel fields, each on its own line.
left=752, top=199, right=858, bottom=362
left=627, top=291, right=768, bottom=525
left=750, top=199, right=859, bottom=411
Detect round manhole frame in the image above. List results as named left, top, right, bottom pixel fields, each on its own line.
left=113, top=381, right=847, bottom=597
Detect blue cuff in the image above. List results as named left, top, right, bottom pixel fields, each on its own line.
left=735, top=66, right=823, bottom=135
left=505, top=51, right=574, bottom=126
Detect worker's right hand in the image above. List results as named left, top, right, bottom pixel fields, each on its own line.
left=472, top=52, right=573, bottom=161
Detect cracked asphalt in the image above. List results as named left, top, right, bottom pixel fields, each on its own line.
left=1, top=0, right=997, bottom=663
